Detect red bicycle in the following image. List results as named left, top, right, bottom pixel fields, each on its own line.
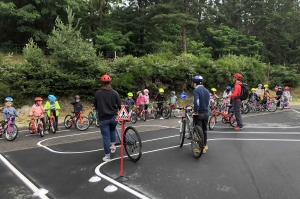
left=130, top=105, right=147, bottom=124
left=208, top=105, right=237, bottom=130
left=28, top=113, right=45, bottom=137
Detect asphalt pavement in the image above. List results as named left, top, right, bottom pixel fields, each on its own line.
left=1, top=107, right=300, bottom=199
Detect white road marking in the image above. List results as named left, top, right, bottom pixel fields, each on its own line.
left=293, top=110, right=300, bottom=114
left=0, top=154, right=49, bottom=199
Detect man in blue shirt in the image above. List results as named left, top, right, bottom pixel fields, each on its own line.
left=192, top=75, right=210, bottom=154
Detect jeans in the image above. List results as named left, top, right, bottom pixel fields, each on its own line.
left=99, top=116, right=117, bottom=156
left=233, top=101, right=243, bottom=128
left=194, top=113, right=209, bottom=145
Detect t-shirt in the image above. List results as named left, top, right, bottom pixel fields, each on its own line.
left=169, top=96, right=178, bottom=104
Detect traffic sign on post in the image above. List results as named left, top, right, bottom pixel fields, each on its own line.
left=181, top=91, right=187, bottom=99
left=116, top=105, right=130, bottom=121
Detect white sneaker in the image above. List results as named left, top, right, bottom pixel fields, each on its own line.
left=44, top=131, right=49, bottom=135
left=160, top=117, right=164, bottom=119
left=102, top=156, right=111, bottom=162
left=110, top=147, right=116, bottom=154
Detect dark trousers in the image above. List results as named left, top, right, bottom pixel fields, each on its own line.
left=233, top=101, right=243, bottom=128
left=194, top=113, right=209, bottom=146
left=50, top=110, right=59, bottom=129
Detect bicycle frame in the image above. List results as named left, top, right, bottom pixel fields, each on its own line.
left=29, top=117, right=43, bottom=133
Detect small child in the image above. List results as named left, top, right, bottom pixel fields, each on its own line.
left=222, top=86, right=232, bottom=113
left=210, top=88, right=219, bottom=108
left=136, top=91, right=146, bottom=113
left=29, top=97, right=48, bottom=134
left=2, top=97, right=19, bottom=130
left=44, top=94, right=61, bottom=131
left=275, top=86, right=283, bottom=107
left=169, top=91, right=178, bottom=107
left=283, top=86, right=291, bottom=108
left=249, top=88, right=259, bottom=103
left=70, top=95, right=83, bottom=117
left=155, top=88, right=167, bottom=119
left=260, top=89, right=271, bottom=108
left=143, top=89, right=150, bottom=110
left=255, top=84, right=263, bottom=96
left=124, top=92, right=135, bottom=113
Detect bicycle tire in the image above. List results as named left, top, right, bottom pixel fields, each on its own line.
left=38, top=124, right=44, bottom=137
left=76, top=116, right=90, bottom=131
left=191, top=125, right=204, bottom=159
left=173, top=108, right=182, bottom=118
left=5, top=124, right=18, bottom=141
left=267, top=102, right=277, bottom=112
left=279, top=101, right=284, bottom=110
left=229, top=113, right=237, bottom=127
left=50, top=118, right=56, bottom=134
left=88, top=112, right=94, bottom=124
left=186, top=105, right=194, bottom=116
left=28, top=122, right=35, bottom=134
left=124, top=126, right=142, bottom=162
left=64, top=115, right=73, bottom=129
left=208, top=116, right=216, bottom=130
left=45, top=115, right=50, bottom=130
left=162, top=108, right=170, bottom=119
left=130, top=113, right=137, bottom=124
left=179, top=119, right=186, bottom=147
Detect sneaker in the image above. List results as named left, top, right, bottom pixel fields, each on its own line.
left=233, top=126, right=242, bottom=131
left=56, top=128, right=60, bottom=131
left=203, top=148, right=207, bottom=154
left=44, top=131, right=49, bottom=134
left=205, top=145, right=208, bottom=150
left=102, top=156, right=111, bottom=162
left=110, top=147, right=116, bottom=154
left=160, top=117, right=164, bottom=119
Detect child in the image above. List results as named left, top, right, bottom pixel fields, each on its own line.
left=29, top=97, right=48, bottom=134
left=275, top=86, right=283, bottom=107
left=136, top=91, right=146, bottom=113
left=155, top=88, right=167, bottom=119
left=70, top=95, right=83, bottom=116
left=169, top=91, right=178, bottom=107
left=260, top=89, right=271, bottom=109
left=255, top=84, right=263, bottom=96
left=283, top=86, right=291, bottom=108
left=2, top=97, right=19, bottom=130
left=124, top=92, right=135, bottom=113
left=143, top=89, right=150, bottom=110
left=210, top=88, right=219, bottom=108
left=222, top=86, right=232, bottom=113
left=44, top=94, right=61, bottom=131
left=249, top=88, right=259, bottom=103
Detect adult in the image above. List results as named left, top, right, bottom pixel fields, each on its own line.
left=227, top=73, right=243, bottom=131
left=255, top=84, right=263, bottom=96
left=93, top=74, right=121, bottom=162
left=191, top=75, right=210, bottom=154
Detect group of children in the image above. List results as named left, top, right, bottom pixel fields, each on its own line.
left=124, top=88, right=178, bottom=119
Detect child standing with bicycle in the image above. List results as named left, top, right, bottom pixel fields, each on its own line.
left=143, top=89, right=150, bottom=110
left=169, top=91, right=178, bottom=107
left=136, top=91, right=146, bottom=112
left=29, top=97, right=48, bottom=134
left=44, top=94, right=61, bottom=131
left=283, top=86, right=291, bottom=108
left=155, top=88, right=167, bottom=119
left=71, top=95, right=84, bottom=115
left=124, top=92, right=135, bottom=113
left=2, top=97, right=19, bottom=129
left=222, top=86, right=232, bottom=114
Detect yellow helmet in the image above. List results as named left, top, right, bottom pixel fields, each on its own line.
left=251, top=88, right=256, bottom=91
left=127, top=92, right=133, bottom=97
left=211, top=88, right=217, bottom=92
left=158, top=88, right=164, bottom=93
left=264, top=84, right=268, bottom=88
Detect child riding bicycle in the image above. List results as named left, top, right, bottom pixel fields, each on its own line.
left=124, top=92, right=135, bottom=113
left=136, top=91, right=146, bottom=113
left=143, top=89, right=150, bottom=110
left=1, top=97, right=19, bottom=130
left=70, top=95, right=84, bottom=118
left=44, top=94, right=61, bottom=131
left=155, top=88, right=167, bottom=119
left=29, top=97, right=48, bottom=134
left=283, top=86, right=291, bottom=108
left=169, top=91, right=178, bottom=107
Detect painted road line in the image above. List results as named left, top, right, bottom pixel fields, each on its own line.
left=212, top=125, right=300, bottom=129
left=209, top=131, right=300, bottom=135
left=293, top=110, right=300, bottom=114
left=0, top=154, right=50, bottom=199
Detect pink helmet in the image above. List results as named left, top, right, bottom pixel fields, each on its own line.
left=143, top=89, right=149, bottom=93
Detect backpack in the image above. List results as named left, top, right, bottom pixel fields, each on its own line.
left=239, top=83, right=249, bottom=101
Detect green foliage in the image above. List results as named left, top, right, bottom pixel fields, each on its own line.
left=269, top=65, right=300, bottom=88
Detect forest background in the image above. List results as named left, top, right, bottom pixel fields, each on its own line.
left=1, top=0, right=300, bottom=109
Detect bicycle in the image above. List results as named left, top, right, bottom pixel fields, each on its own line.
left=208, top=105, right=237, bottom=130
left=246, top=100, right=262, bottom=113
left=152, top=101, right=170, bottom=119
left=28, top=113, right=45, bottom=137
left=165, top=102, right=182, bottom=118
left=88, top=107, right=99, bottom=127
left=130, top=105, right=147, bottom=124
left=262, top=97, right=277, bottom=112
left=179, top=105, right=204, bottom=159
left=115, top=125, right=142, bottom=162
left=45, top=110, right=56, bottom=134
left=0, top=112, right=18, bottom=141
left=278, top=96, right=292, bottom=109
left=64, top=112, right=90, bottom=131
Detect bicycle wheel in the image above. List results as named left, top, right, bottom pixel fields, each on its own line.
left=64, top=115, right=73, bottom=129
left=173, top=108, right=182, bottom=118
left=208, top=116, right=216, bottom=130
left=162, top=108, right=170, bottom=119
left=38, top=124, right=44, bottom=137
left=76, top=116, right=90, bottom=131
left=141, top=111, right=147, bottom=121
left=279, top=100, right=284, bottom=110
left=179, top=119, right=186, bottom=147
left=267, top=102, right=277, bottom=112
left=229, top=113, right=237, bottom=127
left=88, top=112, right=94, bottom=124
left=191, top=125, right=204, bottom=159
left=124, top=126, right=142, bottom=162
left=45, top=115, right=50, bottom=130
left=50, top=118, right=56, bottom=134
left=242, top=103, right=249, bottom=114
left=5, top=124, right=18, bottom=141
left=28, top=122, right=35, bottom=134
left=186, top=105, right=194, bottom=116
left=130, top=113, right=137, bottom=124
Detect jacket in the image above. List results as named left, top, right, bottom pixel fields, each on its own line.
left=229, top=81, right=242, bottom=101
left=29, top=104, right=45, bottom=118
left=44, top=101, right=61, bottom=117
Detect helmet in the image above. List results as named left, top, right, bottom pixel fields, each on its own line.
left=74, top=95, right=80, bottom=99
left=171, top=91, right=175, bottom=95
left=226, top=86, right=231, bottom=90
left=284, top=86, right=289, bottom=90
left=100, top=74, right=112, bottom=82
left=278, top=86, right=282, bottom=89
left=137, top=91, right=142, bottom=95
left=5, top=97, right=13, bottom=102
left=34, top=97, right=43, bottom=101
left=143, top=89, right=149, bottom=94
left=211, top=88, right=217, bottom=92
left=251, top=88, right=256, bottom=91
left=264, top=84, right=268, bottom=88
left=48, top=94, right=56, bottom=101
left=158, top=88, right=164, bottom=93
left=233, top=73, right=243, bottom=80
left=127, top=92, right=133, bottom=97
left=192, top=75, right=203, bottom=82
left=258, top=84, right=262, bottom=87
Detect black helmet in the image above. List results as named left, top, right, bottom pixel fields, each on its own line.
left=75, top=95, right=80, bottom=99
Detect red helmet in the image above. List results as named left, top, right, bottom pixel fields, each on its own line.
left=100, top=74, right=112, bottom=82
left=284, top=86, right=289, bottom=90
left=34, top=97, right=43, bottom=101
left=233, top=73, right=243, bottom=80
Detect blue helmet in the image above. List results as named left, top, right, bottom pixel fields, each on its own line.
left=278, top=86, right=282, bottom=89
left=192, top=75, right=203, bottom=82
left=226, top=86, right=231, bottom=90
left=48, top=94, right=56, bottom=101
left=5, top=97, right=13, bottom=102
